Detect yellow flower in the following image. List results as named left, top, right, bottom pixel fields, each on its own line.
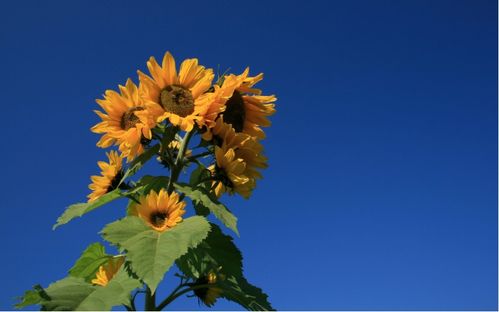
left=138, top=52, right=215, bottom=132
left=219, top=68, right=276, bottom=139
left=211, top=131, right=267, bottom=198
left=91, top=79, right=163, bottom=161
left=91, top=257, right=125, bottom=287
left=201, top=116, right=247, bottom=147
left=211, top=145, right=253, bottom=199
left=194, top=271, right=223, bottom=307
left=197, top=73, right=245, bottom=130
left=129, top=189, right=186, bottom=232
left=87, top=151, right=124, bottom=202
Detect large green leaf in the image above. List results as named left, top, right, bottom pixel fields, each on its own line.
left=175, top=183, right=239, bottom=236
left=176, top=224, right=273, bottom=310
left=69, top=242, right=111, bottom=282
left=119, top=144, right=160, bottom=183
left=176, top=224, right=242, bottom=279
left=29, top=269, right=140, bottom=310
left=101, top=216, right=210, bottom=293
left=53, top=189, right=122, bottom=230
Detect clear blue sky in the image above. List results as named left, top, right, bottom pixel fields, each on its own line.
left=1, top=0, right=497, bottom=310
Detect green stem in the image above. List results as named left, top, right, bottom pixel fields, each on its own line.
left=157, top=284, right=212, bottom=311
left=167, top=130, right=194, bottom=194
left=187, top=150, right=212, bottom=160
left=145, top=287, right=156, bottom=311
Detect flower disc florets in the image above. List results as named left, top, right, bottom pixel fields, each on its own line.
left=160, top=85, right=195, bottom=117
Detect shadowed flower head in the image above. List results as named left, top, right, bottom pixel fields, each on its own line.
left=193, top=271, right=223, bottom=307
left=219, top=68, right=276, bottom=139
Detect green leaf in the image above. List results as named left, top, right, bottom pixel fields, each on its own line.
left=221, top=276, right=274, bottom=311
left=36, top=269, right=140, bottom=310
left=176, top=224, right=273, bottom=310
left=15, top=286, right=46, bottom=309
left=69, top=242, right=111, bottom=282
left=53, top=189, right=122, bottom=230
left=120, top=144, right=160, bottom=183
left=176, top=224, right=242, bottom=279
left=101, top=216, right=210, bottom=293
left=175, top=183, right=239, bottom=236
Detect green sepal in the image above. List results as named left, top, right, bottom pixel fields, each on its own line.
left=137, top=175, right=170, bottom=194
left=175, top=183, right=239, bottom=236
left=100, top=216, right=210, bottom=293
left=69, top=242, right=112, bottom=282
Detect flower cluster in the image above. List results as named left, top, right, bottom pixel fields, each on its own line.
left=89, top=51, right=276, bottom=203
left=18, top=51, right=276, bottom=311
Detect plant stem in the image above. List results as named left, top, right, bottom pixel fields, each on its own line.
left=167, top=130, right=194, bottom=194
left=145, top=287, right=156, bottom=311
left=156, top=284, right=212, bottom=311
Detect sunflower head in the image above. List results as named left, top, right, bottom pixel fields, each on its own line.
left=193, top=271, right=223, bottom=307
left=219, top=68, right=276, bottom=139
left=211, top=146, right=253, bottom=199
left=138, top=51, right=215, bottom=131
left=129, top=189, right=186, bottom=232
left=91, top=79, right=163, bottom=161
left=91, top=256, right=125, bottom=287
left=87, top=151, right=124, bottom=202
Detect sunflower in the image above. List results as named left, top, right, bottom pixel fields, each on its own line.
left=129, top=189, right=186, bottom=232
left=91, top=79, right=163, bottom=161
left=193, top=271, right=223, bottom=307
left=197, top=73, right=245, bottom=130
left=91, top=256, right=125, bottom=287
left=138, top=52, right=215, bottom=132
left=219, top=68, right=276, bottom=139
left=87, top=151, right=124, bottom=202
left=211, top=130, right=268, bottom=198
left=211, top=145, right=253, bottom=199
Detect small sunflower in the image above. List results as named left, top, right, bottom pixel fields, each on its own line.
left=211, top=145, right=253, bottom=199
left=91, top=79, right=163, bottom=161
left=193, top=271, right=223, bottom=307
left=138, top=52, right=215, bottom=132
left=219, top=68, right=276, bottom=139
left=87, top=151, right=124, bottom=202
left=129, top=189, right=186, bottom=232
left=91, top=256, right=125, bottom=287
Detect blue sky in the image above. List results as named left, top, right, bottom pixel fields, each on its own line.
left=1, top=0, right=497, bottom=310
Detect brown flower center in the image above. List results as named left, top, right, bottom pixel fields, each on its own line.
left=120, top=107, right=145, bottom=130
left=160, top=85, right=194, bottom=117
left=150, top=211, right=168, bottom=228
left=223, top=90, right=246, bottom=132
